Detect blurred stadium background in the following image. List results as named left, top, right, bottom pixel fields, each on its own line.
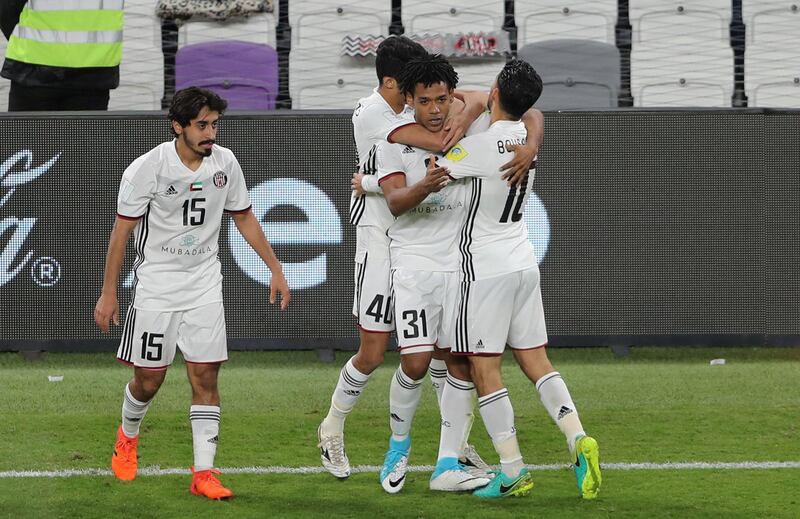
left=1, top=0, right=798, bottom=111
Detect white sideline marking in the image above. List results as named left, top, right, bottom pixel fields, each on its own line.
left=1, top=461, right=798, bottom=479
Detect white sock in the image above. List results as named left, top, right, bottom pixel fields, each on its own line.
left=437, top=374, right=475, bottom=461
left=478, top=388, right=524, bottom=478
left=121, top=383, right=152, bottom=438
left=321, top=357, right=371, bottom=436
left=428, top=358, right=447, bottom=406
left=389, top=366, right=424, bottom=442
left=536, top=371, right=586, bottom=454
left=190, top=405, right=220, bottom=471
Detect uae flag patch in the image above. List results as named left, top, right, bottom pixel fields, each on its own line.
left=190, top=181, right=203, bottom=191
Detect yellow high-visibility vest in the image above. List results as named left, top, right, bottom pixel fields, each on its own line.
left=5, top=0, right=124, bottom=68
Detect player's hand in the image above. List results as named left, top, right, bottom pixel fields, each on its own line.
left=442, top=112, right=470, bottom=152
left=501, top=142, right=538, bottom=187
left=270, top=271, right=291, bottom=310
left=94, top=293, right=119, bottom=333
left=351, top=172, right=366, bottom=196
left=423, top=154, right=450, bottom=193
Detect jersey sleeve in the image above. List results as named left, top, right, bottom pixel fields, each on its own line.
left=464, top=111, right=492, bottom=136
left=224, top=154, right=252, bottom=213
left=361, top=174, right=382, bottom=193
left=359, top=102, right=414, bottom=143
left=376, top=142, right=406, bottom=185
left=116, top=157, right=155, bottom=219
left=439, top=136, right=490, bottom=180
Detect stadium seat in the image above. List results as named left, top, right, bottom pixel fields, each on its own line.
left=743, top=1, right=800, bottom=107
left=515, top=0, right=618, bottom=45
left=111, top=0, right=163, bottom=110
left=630, top=0, right=731, bottom=45
left=179, top=12, right=276, bottom=48
left=452, top=62, right=505, bottom=93
left=289, top=0, right=390, bottom=109
left=630, top=1, right=733, bottom=106
left=519, top=39, right=620, bottom=109
left=402, top=2, right=504, bottom=34
left=631, top=46, right=732, bottom=107
left=292, top=70, right=378, bottom=110
left=744, top=0, right=799, bottom=47
left=176, top=41, right=279, bottom=110
left=746, top=59, right=800, bottom=108
left=401, top=1, right=506, bottom=97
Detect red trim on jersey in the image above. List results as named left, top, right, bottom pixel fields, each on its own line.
left=450, top=351, right=504, bottom=357
left=225, top=205, right=252, bottom=215
left=357, top=324, right=393, bottom=334
left=396, top=343, right=435, bottom=350
left=508, top=342, right=548, bottom=351
left=387, top=122, right=417, bottom=143
left=185, top=359, right=228, bottom=365
left=116, top=213, right=143, bottom=221
left=116, top=358, right=170, bottom=371
left=378, top=171, right=405, bottom=184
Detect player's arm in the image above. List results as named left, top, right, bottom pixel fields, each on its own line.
left=501, top=108, right=544, bottom=186
left=439, top=140, right=487, bottom=181
left=379, top=156, right=450, bottom=217
left=444, top=90, right=490, bottom=151
left=94, top=216, right=139, bottom=332
left=353, top=172, right=381, bottom=195
left=230, top=209, right=291, bottom=310
left=388, top=123, right=448, bottom=153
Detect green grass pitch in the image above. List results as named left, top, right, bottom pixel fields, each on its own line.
left=0, top=347, right=797, bottom=518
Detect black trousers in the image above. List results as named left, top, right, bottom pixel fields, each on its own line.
left=8, top=81, right=110, bottom=111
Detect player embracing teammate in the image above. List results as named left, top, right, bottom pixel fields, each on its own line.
left=324, top=49, right=603, bottom=500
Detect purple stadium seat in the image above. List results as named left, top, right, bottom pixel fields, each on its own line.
left=176, top=41, right=278, bottom=110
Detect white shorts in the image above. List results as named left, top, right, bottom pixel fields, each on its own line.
left=452, top=267, right=548, bottom=356
left=116, top=301, right=228, bottom=369
left=352, top=226, right=394, bottom=333
left=392, top=268, right=459, bottom=355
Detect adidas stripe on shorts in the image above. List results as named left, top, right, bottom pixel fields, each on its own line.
left=117, top=301, right=228, bottom=369
left=392, top=268, right=459, bottom=355
left=452, top=267, right=548, bottom=356
left=352, top=226, right=395, bottom=333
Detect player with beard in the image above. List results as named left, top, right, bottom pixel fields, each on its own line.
left=94, top=86, right=291, bottom=500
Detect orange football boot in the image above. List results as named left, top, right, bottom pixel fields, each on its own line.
left=190, top=467, right=234, bottom=500
left=111, top=426, right=138, bottom=481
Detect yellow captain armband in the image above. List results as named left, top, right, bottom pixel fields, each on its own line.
left=445, top=144, right=469, bottom=162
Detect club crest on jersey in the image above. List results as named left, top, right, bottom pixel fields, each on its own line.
left=426, top=192, right=445, bottom=205
left=213, top=171, right=228, bottom=188
left=180, top=234, right=199, bottom=247
left=445, top=144, right=468, bottom=162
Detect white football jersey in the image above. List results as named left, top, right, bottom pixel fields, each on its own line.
left=376, top=116, right=490, bottom=272
left=349, top=88, right=415, bottom=231
left=440, top=119, right=539, bottom=281
left=116, top=141, right=252, bottom=311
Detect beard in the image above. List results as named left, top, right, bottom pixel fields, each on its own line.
left=183, top=134, right=214, bottom=157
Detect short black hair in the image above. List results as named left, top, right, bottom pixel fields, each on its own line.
left=375, top=36, right=428, bottom=84
left=168, top=87, right=228, bottom=136
left=496, top=59, right=543, bottom=119
left=398, top=54, right=459, bottom=96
